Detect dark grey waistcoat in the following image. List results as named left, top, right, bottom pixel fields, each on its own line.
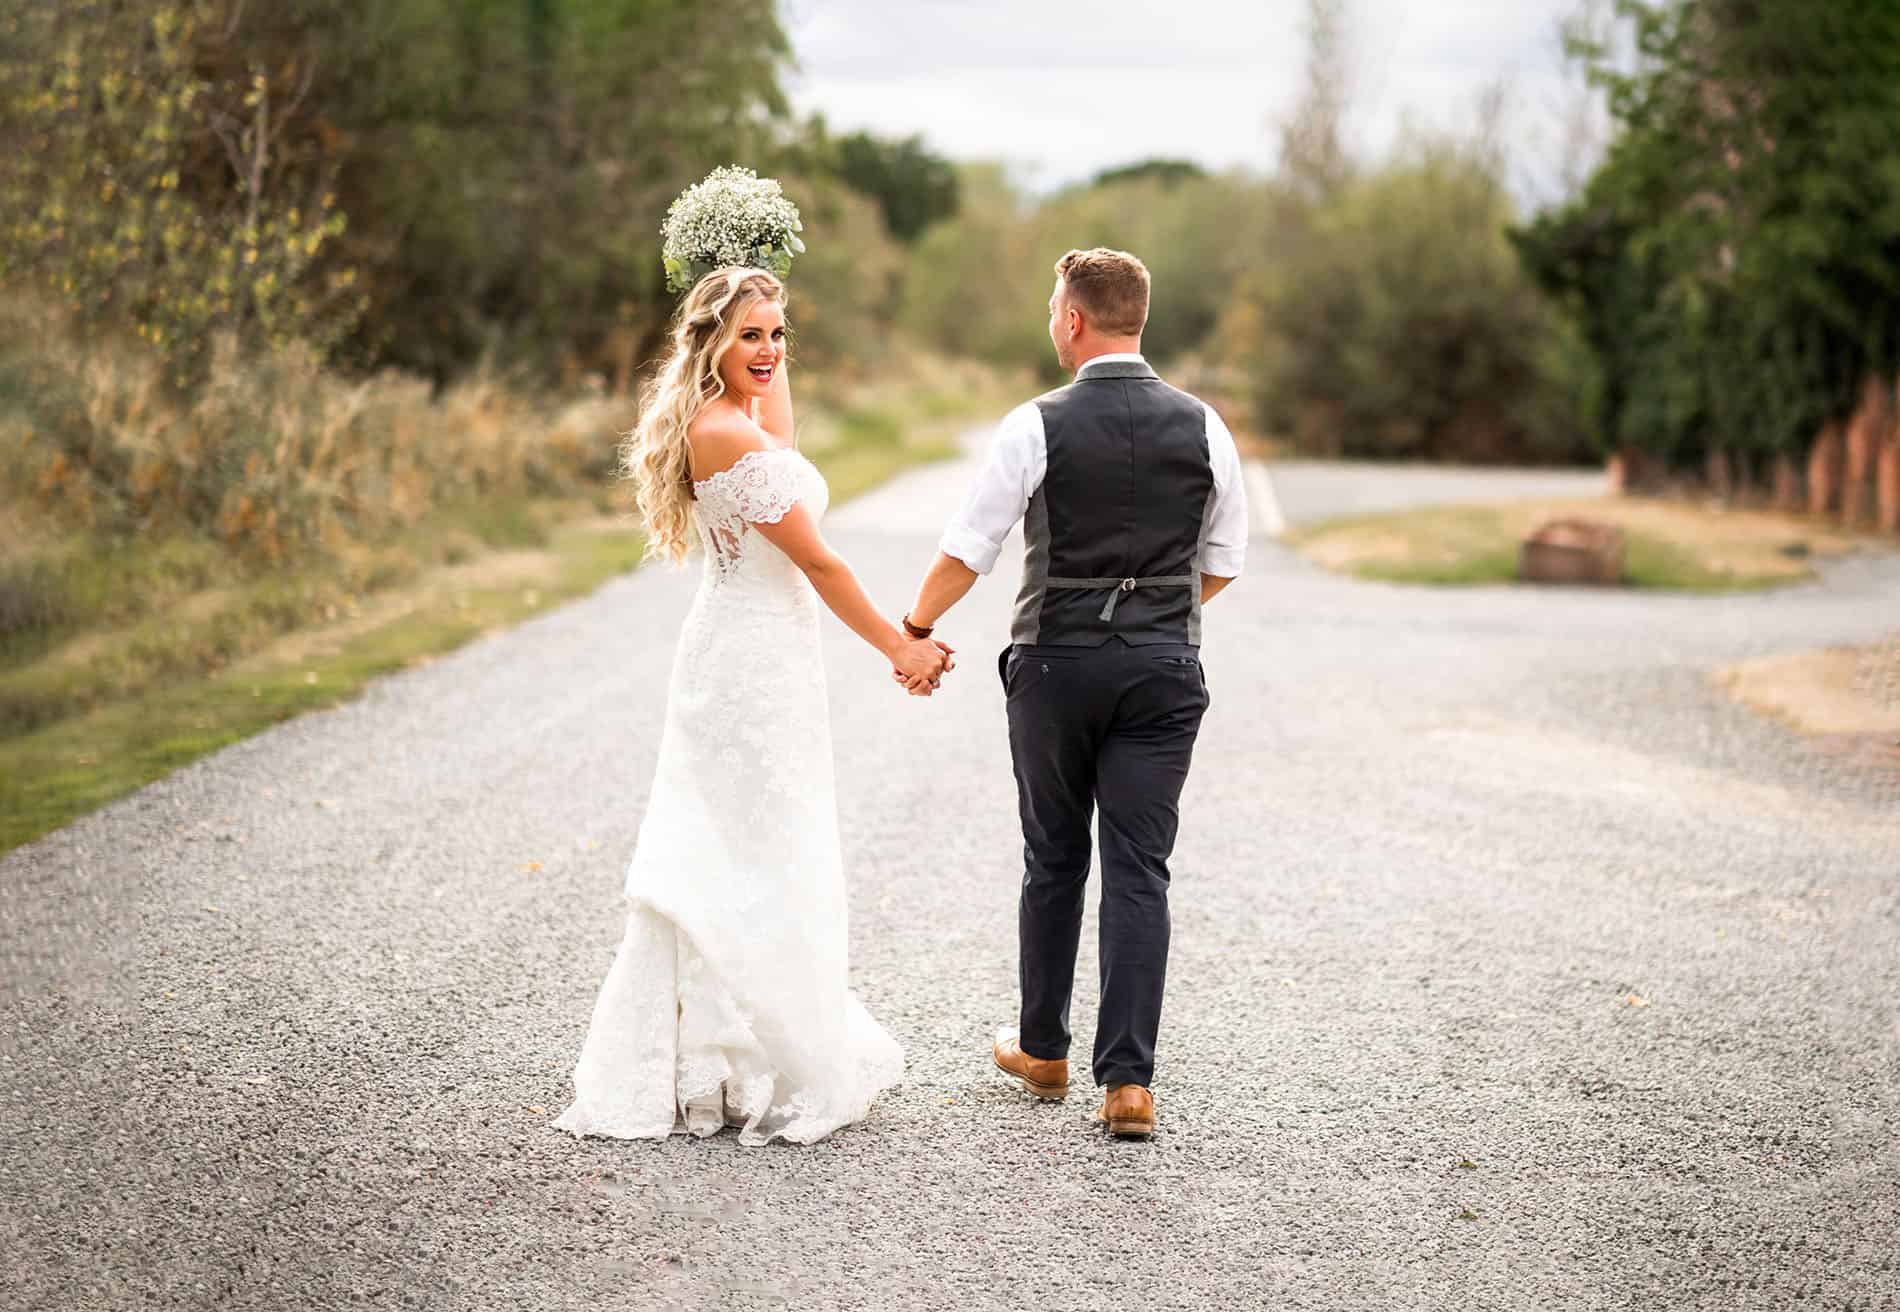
left=1011, top=360, right=1217, bottom=647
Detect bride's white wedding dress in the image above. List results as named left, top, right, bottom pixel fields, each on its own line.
left=554, top=446, right=903, bottom=1146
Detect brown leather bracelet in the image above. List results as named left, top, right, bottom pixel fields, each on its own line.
left=901, top=612, right=935, bottom=639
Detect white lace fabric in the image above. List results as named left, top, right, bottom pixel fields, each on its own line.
left=693, top=446, right=811, bottom=577
left=554, top=447, right=904, bottom=1147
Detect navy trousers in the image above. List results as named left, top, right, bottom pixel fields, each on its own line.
left=1000, top=637, right=1210, bottom=1088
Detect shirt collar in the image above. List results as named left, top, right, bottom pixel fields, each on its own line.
left=1074, top=351, right=1148, bottom=378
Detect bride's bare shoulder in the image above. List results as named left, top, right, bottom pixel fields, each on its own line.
left=687, top=406, right=775, bottom=482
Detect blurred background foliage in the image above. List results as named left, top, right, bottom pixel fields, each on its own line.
left=3, top=0, right=1897, bottom=847
left=3, top=0, right=1897, bottom=561
left=1513, top=0, right=1900, bottom=491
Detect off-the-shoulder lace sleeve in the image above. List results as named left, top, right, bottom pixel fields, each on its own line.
left=707, top=447, right=806, bottom=526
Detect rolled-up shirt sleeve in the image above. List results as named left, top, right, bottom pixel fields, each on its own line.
left=938, top=401, right=1045, bottom=575
left=1199, top=402, right=1248, bottom=578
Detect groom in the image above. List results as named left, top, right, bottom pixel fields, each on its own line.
left=900, top=248, right=1247, bottom=1138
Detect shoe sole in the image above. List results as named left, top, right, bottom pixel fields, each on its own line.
left=993, top=1054, right=1069, bottom=1100
left=1093, top=1104, right=1155, bottom=1138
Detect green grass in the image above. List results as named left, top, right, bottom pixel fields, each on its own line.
left=1344, top=548, right=1522, bottom=587
left=1336, top=531, right=1784, bottom=590
left=814, top=433, right=961, bottom=505
left=1290, top=501, right=1849, bottom=593
left=0, top=374, right=1000, bottom=855
left=0, top=516, right=643, bottom=854
left=1620, top=533, right=1793, bottom=592
left=800, top=398, right=967, bottom=504
left=0, top=496, right=611, bottom=740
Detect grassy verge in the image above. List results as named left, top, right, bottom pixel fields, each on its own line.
left=0, top=364, right=1012, bottom=855
left=795, top=359, right=1009, bottom=501
left=1717, top=634, right=1900, bottom=739
left=1288, top=497, right=1886, bottom=591
left=0, top=512, right=643, bottom=853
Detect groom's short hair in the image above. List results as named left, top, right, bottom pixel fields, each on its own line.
left=1054, top=248, right=1149, bottom=337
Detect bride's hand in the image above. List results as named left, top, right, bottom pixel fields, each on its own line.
left=892, top=637, right=957, bottom=695
left=891, top=638, right=946, bottom=694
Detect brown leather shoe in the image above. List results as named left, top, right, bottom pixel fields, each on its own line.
left=992, top=1030, right=1069, bottom=1099
left=1095, top=1083, right=1155, bottom=1138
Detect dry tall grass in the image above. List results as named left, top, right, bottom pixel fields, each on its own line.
left=2, top=297, right=627, bottom=565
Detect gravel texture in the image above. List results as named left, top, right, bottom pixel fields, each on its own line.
left=3, top=451, right=1897, bottom=1311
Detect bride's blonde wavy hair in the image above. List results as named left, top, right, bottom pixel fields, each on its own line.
left=623, top=267, right=787, bottom=563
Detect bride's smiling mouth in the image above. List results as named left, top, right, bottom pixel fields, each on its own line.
left=747, top=363, right=775, bottom=383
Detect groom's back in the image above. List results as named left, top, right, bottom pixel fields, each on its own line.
left=1014, top=361, right=1218, bottom=647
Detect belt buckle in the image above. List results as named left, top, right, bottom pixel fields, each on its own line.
left=1119, top=577, right=1137, bottom=592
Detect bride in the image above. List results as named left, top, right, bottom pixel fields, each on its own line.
left=553, top=267, right=950, bottom=1146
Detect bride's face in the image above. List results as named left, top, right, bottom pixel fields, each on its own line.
left=717, top=297, right=787, bottom=404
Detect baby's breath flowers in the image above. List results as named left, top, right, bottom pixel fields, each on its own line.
left=660, top=166, right=805, bottom=294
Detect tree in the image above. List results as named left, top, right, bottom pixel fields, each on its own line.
left=1241, top=144, right=1587, bottom=462
left=1277, top=0, right=1354, bottom=200
left=0, top=0, right=360, bottom=382
left=305, top=0, right=793, bottom=382
left=832, top=131, right=960, bottom=242
left=1, top=0, right=799, bottom=386
left=1091, top=159, right=1207, bottom=190
left=1514, top=0, right=1900, bottom=480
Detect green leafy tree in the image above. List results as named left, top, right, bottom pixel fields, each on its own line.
left=900, top=164, right=1280, bottom=376
left=297, top=0, right=793, bottom=382
left=1091, top=159, right=1207, bottom=190
left=832, top=131, right=960, bottom=242
left=1237, top=144, right=1585, bottom=461
left=0, top=0, right=361, bottom=382
left=900, top=165, right=1050, bottom=369
left=1514, top=0, right=1900, bottom=471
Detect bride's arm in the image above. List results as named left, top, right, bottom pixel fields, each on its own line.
left=693, top=408, right=944, bottom=690
left=753, top=508, right=946, bottom=687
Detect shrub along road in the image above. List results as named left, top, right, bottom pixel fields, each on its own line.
left=4, top=450, right=1896, bottom=1310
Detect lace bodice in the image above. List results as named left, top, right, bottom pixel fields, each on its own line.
left=691, top=447, right=829, bottom=582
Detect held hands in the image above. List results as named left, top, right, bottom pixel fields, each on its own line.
left=891, top=636, right=956, bottom=697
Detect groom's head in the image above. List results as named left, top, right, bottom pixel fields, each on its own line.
left=1049, top=247, right=1150, bottom=372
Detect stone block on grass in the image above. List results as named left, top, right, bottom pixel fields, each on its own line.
left=1518, top=518, right=1626, bottom=586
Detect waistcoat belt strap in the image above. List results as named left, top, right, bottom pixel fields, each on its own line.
left=1044, top=574, right=1198, bottom=623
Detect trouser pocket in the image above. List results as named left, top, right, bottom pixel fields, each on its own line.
left=1004, top=648, right=1081, bottom=697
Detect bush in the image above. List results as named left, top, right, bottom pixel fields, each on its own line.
left=0, top=297, right=626, bottom=563
left=895, top=154, right=1588, bottom=464
left=0, top=0, right=361, bottom=384
left=0, top=558, right=66, bottom=648
left=1224, top=144, right=1592, bottom=463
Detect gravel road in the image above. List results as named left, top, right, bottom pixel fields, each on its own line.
left=4, top=447, right=1897, bottom=1311
left=1263, top=459, right=1607, bottom=524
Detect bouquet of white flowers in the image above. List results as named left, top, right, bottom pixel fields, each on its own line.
left=660, top=165, right=806, bottom=295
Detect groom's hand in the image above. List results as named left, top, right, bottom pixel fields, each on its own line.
left=892, top=667, right=939, bottom=696
left=892, top=662, right=954, bottom=698
left=891, top=636, right=947, bottom=696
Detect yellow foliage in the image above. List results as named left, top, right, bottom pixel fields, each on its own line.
left=5, top=297, right=624, bottom=563
left=3, top=3, right=362, bottom=384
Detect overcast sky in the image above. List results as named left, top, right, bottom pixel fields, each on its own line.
left=781, top=0, right=1601, bottom=204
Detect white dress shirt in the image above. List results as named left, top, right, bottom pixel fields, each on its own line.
left=939, top=353, right=1249, bottom=579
